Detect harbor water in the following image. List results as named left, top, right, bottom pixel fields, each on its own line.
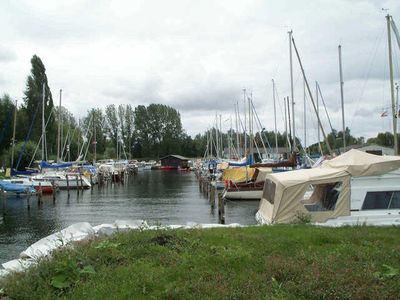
left=0, top=171, right=258, bottom=264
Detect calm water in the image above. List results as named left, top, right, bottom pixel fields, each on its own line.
left=0, top=171, right=258, bottom=264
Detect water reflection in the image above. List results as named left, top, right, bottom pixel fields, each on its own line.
left=0, top=171, right=258, bottom=263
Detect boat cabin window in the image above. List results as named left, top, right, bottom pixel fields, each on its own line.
left=301, top=182, right=342, bottom=212
left=362, top=191, right=400, bottom=210
left=264, top=179, right=276, bottom=204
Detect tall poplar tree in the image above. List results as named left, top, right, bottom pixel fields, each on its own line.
left=22, top=55, right=55, bottom=156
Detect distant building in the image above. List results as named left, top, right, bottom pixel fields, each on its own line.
left=355, top=144, right=395, bottom=156
left=160, top=155, right=189, bottom=169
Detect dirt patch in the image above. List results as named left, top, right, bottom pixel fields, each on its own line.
left=150, top=234, right=175, bottom=246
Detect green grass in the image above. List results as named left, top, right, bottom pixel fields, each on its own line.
left=1, top=225, right=400, bottom=299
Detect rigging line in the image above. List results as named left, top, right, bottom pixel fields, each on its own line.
left=78, top=114, right=93, bottom=160
left=349, top=23, right=385, bottom=129
left=274, top=84, right=287, bottom=129
left=250, top=99, right=272, bottom=151
left=317, top=83, right=335, bottom=133
left=28, top=110, right=54, bottom=168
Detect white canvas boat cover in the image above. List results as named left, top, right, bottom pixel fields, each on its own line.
left=257, top=149, right=400, bottom=224
left=321, top=149, right=400, bottom=176
left=258, top=167, right=350, bottom=224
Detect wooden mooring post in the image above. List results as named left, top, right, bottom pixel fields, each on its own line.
left=51, top=180, right=56, bottom=203
left=66, top=175, right=70, bottom=198
left=210, top=186, right=215, bottom=208
left=79, top=173, right=84, bottom=191
left=217, top=193, right=225, bottom=224
left=27, top=191, right=30, bottom=210
left=37, top=182, right=42, bottom=205
left=76, top=175, right=79, bottom=195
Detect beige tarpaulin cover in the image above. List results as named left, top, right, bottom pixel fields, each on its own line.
left=258, top=167, right=350, bottom=224
left=222, top=167, right=256, bottom=182
left=254, top=167, right=273, bottom=182
left=321, top=149, right=400, bottom=176
left=258, top=149, right=400, bottom=224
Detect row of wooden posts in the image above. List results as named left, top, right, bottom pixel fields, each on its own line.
left=196, top=173, right=225, bottom=224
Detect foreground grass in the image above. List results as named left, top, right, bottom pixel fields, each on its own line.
left=1, top=225, right=400, bottom=299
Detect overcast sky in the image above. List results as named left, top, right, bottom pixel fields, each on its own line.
left=1, top=0, right=400, bottom=146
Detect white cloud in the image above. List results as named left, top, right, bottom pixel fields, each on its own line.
left=1, top=0, right=400, bottom=144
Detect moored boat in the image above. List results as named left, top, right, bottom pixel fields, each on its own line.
left=256, top=150, right=400, bottom=226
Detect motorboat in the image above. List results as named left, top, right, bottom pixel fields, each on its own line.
left=0, top=180, right=36, bottom=195
left=3, top=178, right=54, bottom=194
left=256, top=150, right=400, bottom=226
left=32, top=173, right=91, bottom=189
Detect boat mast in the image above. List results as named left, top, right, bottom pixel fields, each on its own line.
left=229, top=116, right=232, bottom=159
left=42, top=83, right=45, bottom=162
left=288, top=30, right=296, bottom=150
left=93, top=112, right=97, bottom=163
left=272, top=79, right=278, bottom=155
left=235, top=101, right=240, bottom=157
left=284, top=97, right=288, bottom=150
left=57, top=89, right=62, bottom=162
left=386, top=14, right=398, bottom=155
left=303, top=80, right=307, bottom=152
left=10, top=100, right=17, bottom=169
left=291, top=36, right=332, bottom=155
left=219, top=114, right=222, bottom=158
left=396, top=83, right=399, bottom=136
left=243, top=88, right=247, bottom=157
left=338, top=45, right=346, bottom=151
left=316, top=82, right=320, bottom=145
left=287, top=96, right=292, bottom=152
left=248, top=93, right=252, bottom=161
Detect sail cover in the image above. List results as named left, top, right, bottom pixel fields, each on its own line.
left=39, top=161, right=73, bottom=169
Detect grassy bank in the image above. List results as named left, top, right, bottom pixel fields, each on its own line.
left=1, top=225, right=400, bottom=299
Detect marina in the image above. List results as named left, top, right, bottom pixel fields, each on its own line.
left=1, top=2, right=400, bottom=297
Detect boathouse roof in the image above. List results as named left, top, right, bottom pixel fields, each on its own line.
left=160, top=155, right=189, bottom=161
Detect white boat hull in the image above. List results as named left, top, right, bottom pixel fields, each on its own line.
left=223, top=190, right=263, bottom=200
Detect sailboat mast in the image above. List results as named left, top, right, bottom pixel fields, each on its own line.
left=93, top=112, right=97, bottom=163
left=292, top=36, right=332, bottom=155
left=316, top=81, right=320, bottom=144
left=386, top=14, right=398, bottom=155
left=229, top=116, right=232, bottom=159
left=243, top=89, right=247, bottom=157
left=338, top=45, right=346, bottom=151
left=235, top=102, right=240, bottom=157
left=248, top=93, right=252, bottom=160
left=272, top=79, right=278, bottom=155
left=219, top=114, right=222, bottom=158
left=42, top=83, right=45, bottom=162
left=284, top=97, right=288, bottom=149
left=57, top=89, right=62, bottom=162
left=289, top=30, right=296, bottom=150
left=287, top=96, right=292, bottom=152
left=10, top=100, right=17, bottom=168
left=303, top=80, right=307, bottom=152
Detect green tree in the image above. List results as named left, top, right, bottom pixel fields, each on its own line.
left=105, top=104, right=119, bottom=147
left=134, top=104, right=183, bottom=158
left=22, top=55, right=55, bottom=157
left=0, top=94, right=15, bottom=156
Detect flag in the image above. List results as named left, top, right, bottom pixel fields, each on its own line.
left=381, top=111, right=388, bottom=117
